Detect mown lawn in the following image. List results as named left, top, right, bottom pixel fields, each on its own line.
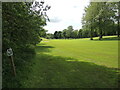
left=22, top=36, right=119, bottom=88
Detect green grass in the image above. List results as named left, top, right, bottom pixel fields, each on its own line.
left=22, top=36, right=119, bottom=88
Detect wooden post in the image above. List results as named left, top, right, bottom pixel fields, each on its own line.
left=9, top=56, right=16, bottom=76
left=7, top=48, right=16, bottom=76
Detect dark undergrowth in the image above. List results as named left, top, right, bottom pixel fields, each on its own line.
left=2, top=45, right=36, bottom=88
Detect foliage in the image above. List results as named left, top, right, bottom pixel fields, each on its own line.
left=46, top=33, right=54, bottom=39
left=51, top=2, right=119, bottom=40
left=2, top=1, right=50, bottom=88
left=53, top=26, right=79, bottom=39
left=82, top=2, right=120, bottom=40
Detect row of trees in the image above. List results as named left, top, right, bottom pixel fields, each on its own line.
left=46, top=2, right=120, bottom=40
left=46, top=23, right=117, bottom=39
left=3, top=1, right=50, bottom=88
left=82, top=1, right=120, bottom=40
left=53, top=25, right=94, bottom=39
left=3, top=1, right=50, bottom=52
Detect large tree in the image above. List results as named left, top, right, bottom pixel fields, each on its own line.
left=82, top=2, right=117, bottom=40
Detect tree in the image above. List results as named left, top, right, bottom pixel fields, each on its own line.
left=54, top=31, right=58, bottom=39
left=82, top=2, right=99, bottom=40
left=62, top=29, right=67, bottom=39
left=46, top=33, right=54, bottom=39
left=78, top=29, right=83, bottom=38
left=118, top=2, right=120, bottom=37
left=2, top=1, right=51, bottom=87
left=67, top=26, right=74, bottom=38
left=71, top=30, right=78, bottom=38
left=82, top=2, right=117, bottom=40
left=113, top=2, right=120, bottom=37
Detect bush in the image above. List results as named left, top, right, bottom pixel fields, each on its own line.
left=2, top=45, right=36, bottom=88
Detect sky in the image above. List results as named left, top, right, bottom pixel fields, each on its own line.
left=43, top=0, right=90, bottom=33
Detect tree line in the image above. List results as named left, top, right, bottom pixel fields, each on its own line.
left=46, top=2, right=120, bottom=40
left=2, top=1, right=50, bottom=87
left=82, top=1, right=120, bottom=40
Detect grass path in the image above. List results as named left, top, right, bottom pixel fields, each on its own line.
left=22, top=36, right=119, bottom=88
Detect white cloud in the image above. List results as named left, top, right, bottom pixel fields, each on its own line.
left=43, top=0, right=90, bottom=33
left=50, top=17, right=62, bottom=23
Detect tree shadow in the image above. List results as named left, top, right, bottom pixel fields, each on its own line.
left=22, top=47, right=119, bottom=88
left=93, top=36, right=120, bottom=41
left=36, top=45, right=55, bottom=53
left=38, top=43, right=47, bottom=46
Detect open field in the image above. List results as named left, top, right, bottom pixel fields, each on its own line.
left=22, top=36, right=119, bottom=88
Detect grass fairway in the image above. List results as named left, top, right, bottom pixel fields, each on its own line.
left=22, top=36, right=119, bottom=88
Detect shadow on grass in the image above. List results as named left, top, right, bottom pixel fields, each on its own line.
left=21, top=45, right=119, bottom=88
left=38, top=43, right=47, bottom=46
left=93, top=36, right=120, bottom=41
left=36, top=45, right=54, bottom=53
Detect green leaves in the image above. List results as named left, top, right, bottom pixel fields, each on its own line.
left=2, top=1, right=50, bottom=88
left=82, top=2, right=119, bottom=40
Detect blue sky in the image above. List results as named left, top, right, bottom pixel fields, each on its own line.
left=43, top=0, right=90, bottom=33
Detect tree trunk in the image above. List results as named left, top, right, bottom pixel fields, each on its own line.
left=99, top=18, right=102, bottom=40
left=9, top=56, right=16, bottom=76
left=99, top=32, right=102, bottom=40
left=90, top=26, right=93, bottom=40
